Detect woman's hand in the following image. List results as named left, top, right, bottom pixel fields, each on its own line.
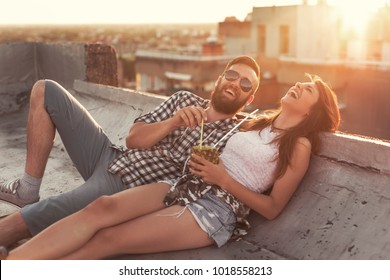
left=189, top=153, right=230, bottom=187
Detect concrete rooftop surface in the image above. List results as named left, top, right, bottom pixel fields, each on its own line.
left=1, top=80, right=390, bottom=260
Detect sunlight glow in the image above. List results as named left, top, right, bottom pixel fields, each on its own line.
left=1, top=0, right=388, bottom=26
left=337, top=4, right=372, bottom=37
left=329, top=0, right=385, bottom=38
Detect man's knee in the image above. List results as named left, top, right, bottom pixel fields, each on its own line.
left=30, top=80, right=46, bottom=106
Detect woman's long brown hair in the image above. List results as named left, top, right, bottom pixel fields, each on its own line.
left=243, top=74, right=340, bottom=179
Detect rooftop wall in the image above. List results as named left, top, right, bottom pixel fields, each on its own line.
left=0, top=43, right=36, bottom=114
left=0, top=42, right=117, bottom=115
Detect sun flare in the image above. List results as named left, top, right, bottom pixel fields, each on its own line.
left=332, top=0, right=384, bottom=37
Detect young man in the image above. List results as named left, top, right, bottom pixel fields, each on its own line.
left=0, top=55, right=260, bottom=248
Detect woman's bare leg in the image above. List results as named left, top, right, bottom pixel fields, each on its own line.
left=62, top=205, right=214, bottom=260
left=7, top=183, right=170, bottom=260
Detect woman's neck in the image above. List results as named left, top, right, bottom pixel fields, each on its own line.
left=273, top=111, right=305, bottom=130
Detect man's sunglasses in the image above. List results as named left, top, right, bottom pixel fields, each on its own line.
left=223, top=69, right=253, bottom=93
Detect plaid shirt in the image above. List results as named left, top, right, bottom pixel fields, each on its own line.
left=108, top=91, right=238, bottom=188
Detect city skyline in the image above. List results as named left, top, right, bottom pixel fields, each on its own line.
left=1, top=0, right=388, bottom=26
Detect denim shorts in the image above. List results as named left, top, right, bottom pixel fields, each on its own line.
left=162, top=177, right=237, bottom=248
left=186, top=192, right=236, bottom=247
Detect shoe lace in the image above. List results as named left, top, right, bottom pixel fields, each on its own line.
left=0, top=179, right=20, bottom=194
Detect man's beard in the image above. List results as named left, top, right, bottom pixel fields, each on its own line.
left=210, top=82, right=250, bottom=115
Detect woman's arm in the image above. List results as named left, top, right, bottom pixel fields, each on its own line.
left=189, top=137, right=312, bottom=220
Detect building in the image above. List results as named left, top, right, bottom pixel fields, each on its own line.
left=135, top=37, right=236, bottom=99
left=217, top=2, right=390, bottom=140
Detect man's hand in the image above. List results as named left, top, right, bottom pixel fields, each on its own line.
left=126, top=106, right=207, bottom=149
left=172, top=106, right=208, bottom=129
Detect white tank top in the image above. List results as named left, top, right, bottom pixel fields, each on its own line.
left=219, top=126, right=279, bottom=193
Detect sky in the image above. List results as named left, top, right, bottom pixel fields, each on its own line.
left=0, top=0, right=388, bottom=25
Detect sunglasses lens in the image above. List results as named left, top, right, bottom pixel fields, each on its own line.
left=224, top=70, right=239, bottom=81
left=240, top=78, right=252, bottom=92
left=224, top=69, right=253, bottom=92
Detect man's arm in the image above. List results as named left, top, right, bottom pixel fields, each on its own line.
left=126, top=106, right=207, bottom=149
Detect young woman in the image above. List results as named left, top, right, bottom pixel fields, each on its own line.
left=2, top=74, right=340, bottom=259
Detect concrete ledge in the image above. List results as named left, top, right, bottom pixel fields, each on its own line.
left=73, top=79, right=167, bottom=109
left=318, top=133, right=390, bottom=175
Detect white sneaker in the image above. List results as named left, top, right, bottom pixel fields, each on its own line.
left=0, top=179, right=40, bottom=208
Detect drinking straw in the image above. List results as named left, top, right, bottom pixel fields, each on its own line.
left=202, top=128, right=216, bottom=143
left=199, top=118, right=204, bottom=148
left=213, top=109, right=259, bottom=148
